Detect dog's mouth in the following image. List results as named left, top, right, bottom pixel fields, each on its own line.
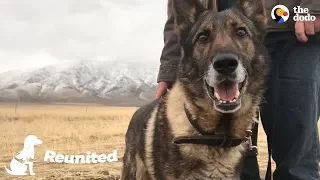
left=205, top=76, right=247, bottom=113
left=36, top=139, right=42, bottom=146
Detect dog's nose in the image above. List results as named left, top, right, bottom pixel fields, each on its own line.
left=213, top=53, right=239, bottom=74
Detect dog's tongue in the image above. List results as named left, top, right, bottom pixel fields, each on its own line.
left=215, top=81, right=239, bottom=101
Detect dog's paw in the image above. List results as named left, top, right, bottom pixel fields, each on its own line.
left=30, top=172, right=35, bottom=175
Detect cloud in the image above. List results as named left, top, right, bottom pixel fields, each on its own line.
left=0, top=0, right=167, bottom=73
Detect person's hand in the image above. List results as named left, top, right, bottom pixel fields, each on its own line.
left=155, top=81, right=173, bottom=99
left=295, top=15, right=320, bottom=42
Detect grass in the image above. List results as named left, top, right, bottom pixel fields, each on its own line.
left=0, top=103, right=136, bottom=180
left=0, top=103, right=318, bottom=180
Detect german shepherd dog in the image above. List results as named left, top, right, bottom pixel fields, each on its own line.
left=121, top=0, right=268, bottom=179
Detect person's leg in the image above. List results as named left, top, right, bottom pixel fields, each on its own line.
left=240, top=119, right=261, bottom=180
left=261, top=32, right=320, bottom=180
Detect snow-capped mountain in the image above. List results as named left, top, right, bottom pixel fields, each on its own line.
left=0, top=60, right=159, bottom=106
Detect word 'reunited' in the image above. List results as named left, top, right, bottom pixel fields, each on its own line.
left=43, top=150, right=119, bottom=164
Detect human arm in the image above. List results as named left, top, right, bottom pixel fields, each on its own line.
left=156, top=0, right=181, bottom=98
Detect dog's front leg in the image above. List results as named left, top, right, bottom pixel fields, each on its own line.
left=28, top=162, right=35, bottom=175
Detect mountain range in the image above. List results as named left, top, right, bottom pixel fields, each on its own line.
left=0, top=60, right=159, bottom=106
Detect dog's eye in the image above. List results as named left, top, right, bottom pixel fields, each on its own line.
left=197, top=30, right=210, bottom=42
left=236, top=28, right=247, bottom=37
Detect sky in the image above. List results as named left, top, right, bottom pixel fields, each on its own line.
left=0, top=0, right=167, bottom=73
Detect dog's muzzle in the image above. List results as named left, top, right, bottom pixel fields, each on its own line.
left=205, top=53, right=248, bottom=113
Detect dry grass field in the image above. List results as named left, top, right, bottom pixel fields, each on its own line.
left=0, top=103, right=318, bottom=180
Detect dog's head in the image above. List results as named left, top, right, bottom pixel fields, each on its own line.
left=173, top=0, right=268, bottom=114
left=24, top=135, right=42, bottom=149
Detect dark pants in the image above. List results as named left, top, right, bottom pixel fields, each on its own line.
left=261, top=32, right=320, bottom=180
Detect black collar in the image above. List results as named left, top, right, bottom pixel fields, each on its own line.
left=173, top=135, right=247, bottom=147
left=172, top=104, right=251, bottom=148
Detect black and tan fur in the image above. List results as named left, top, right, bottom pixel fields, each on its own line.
left=121, top=0, right=269, bottom=179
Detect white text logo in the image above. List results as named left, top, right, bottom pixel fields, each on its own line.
left=293, top=6, right=316, bottom=22
left=43, top=150, right=119, bottom=164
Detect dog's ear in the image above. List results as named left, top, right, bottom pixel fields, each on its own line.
left=24, top=136, right=32, bottom=149
left=236, top=0, right=267, bottom=29
left=171, top=0, right=205, bottom=38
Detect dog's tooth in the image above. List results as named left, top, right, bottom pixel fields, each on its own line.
left=214, top=92, right=221, bottom=100
left=222, top=101, right=226, bottom=103
left=219, top=100, right=223, bottom=104
left=235, top=90, right=240, bottom=98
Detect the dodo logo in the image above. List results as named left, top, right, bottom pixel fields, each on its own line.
left=271, top=5, right=290, bottom=24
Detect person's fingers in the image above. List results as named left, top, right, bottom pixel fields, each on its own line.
left=155, top=83, right=168, bottom=99
left=314, top=16, right=320, bottom=32
left=155, top=88, right=166, bottom=99
left=295, top=21, right=308, bottom=42
left=304, top=21, right=315, bottom=35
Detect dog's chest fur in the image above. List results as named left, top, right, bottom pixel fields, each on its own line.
left=177, top=147, right=243, bottom=180
left=143, top=98, right=245, bottom=180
